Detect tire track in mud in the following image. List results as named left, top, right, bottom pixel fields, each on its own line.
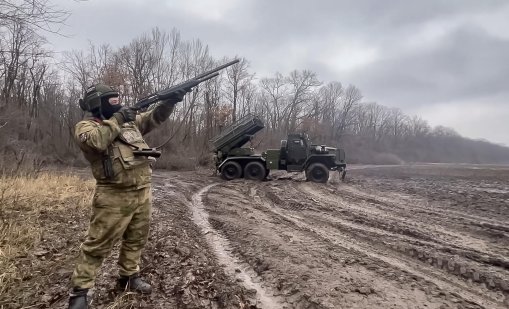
left=295, top=182, right=509, bottom=306
left=342, top=184, right=509, bottom=230
left=183, top=166, right=508, bottom=308
left=304, top=187, right=490, bottom=253
left=254, top=186, right=506, bottom=309
left=343, top=185, right=509, bottom=251
left=204, top=181, right=499, bottom=308
left=190, top=184, right=284, bottom=309
left=300, top=183, right=509, bottom=263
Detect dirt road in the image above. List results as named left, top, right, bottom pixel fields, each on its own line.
left=42, top=164, right=509, bottom=308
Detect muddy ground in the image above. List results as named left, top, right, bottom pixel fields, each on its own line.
left=5, top=164, right=509, bottom=308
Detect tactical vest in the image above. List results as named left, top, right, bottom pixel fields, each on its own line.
left=86, top=121, right=152, bottom=189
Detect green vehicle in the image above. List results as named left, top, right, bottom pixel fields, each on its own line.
left=211, top=114, right=347, bottom=183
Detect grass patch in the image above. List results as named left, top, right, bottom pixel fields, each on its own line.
left=0, top=171, right=94, bottom=307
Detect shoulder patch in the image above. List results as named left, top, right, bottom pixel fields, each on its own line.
left=79, top=133, right=88, bottom=142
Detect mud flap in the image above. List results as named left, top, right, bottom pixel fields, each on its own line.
left=340, top=169, right=347, bottom=181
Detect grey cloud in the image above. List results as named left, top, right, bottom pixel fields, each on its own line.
left=51, top=0, right=509, bottom=103
left=346, top=25, right=509, bottom=106
left=47, top=0, right=509, bottom=144
left=240, top=0, right=507, bottom=40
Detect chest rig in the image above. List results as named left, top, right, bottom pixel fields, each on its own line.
left=118, top=122, right=161, bottom=157
left=102, top=122, right=160, bottom=180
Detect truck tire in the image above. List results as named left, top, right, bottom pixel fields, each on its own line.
left=306, top=163, right=329, bottom=183
left=221, top=161, right=242, bottom=180
left=244, top=161, right=266, bottom=181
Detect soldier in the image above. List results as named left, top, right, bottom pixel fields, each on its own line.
left=68, top=84, right=189, bottom=309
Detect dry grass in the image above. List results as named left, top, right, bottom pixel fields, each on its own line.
left=0, top=171, right=94, bottom=300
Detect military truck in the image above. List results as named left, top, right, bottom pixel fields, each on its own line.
left=211, top=114, right=346, bottom=183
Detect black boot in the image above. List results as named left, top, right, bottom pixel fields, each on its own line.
left=68, top=288, right=88, bottom=309
left=117, top=273, right=152, bottom=294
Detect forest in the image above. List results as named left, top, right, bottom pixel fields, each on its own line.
left=1, top=0, right=509, bottom=174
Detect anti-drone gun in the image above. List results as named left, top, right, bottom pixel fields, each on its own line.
left=130, top=59, right=240, bottom=157
left=131, top=59, right=240, bottom=111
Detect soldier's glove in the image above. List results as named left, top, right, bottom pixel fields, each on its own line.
left=161, top=88, right=191, bottom=105
left=113, top=107, right=136, bottom=125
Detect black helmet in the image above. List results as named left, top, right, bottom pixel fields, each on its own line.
left=79, top=83, right=119, bottom=112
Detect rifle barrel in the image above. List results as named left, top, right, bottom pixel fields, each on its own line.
left=194, top=59, right=240, bottom=80
left=197, top=72, right=220, bottom=83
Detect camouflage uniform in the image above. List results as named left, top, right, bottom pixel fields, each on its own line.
left=72, top=102, right=174, bottom=289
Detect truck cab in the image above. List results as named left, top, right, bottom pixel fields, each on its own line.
left=265, top=133, right=346, bottom=183
left=286, top=133, right=309, bottom=170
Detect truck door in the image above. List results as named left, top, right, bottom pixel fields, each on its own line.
left=287, top=137, right=307, bottom=170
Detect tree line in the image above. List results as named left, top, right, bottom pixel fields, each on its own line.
left=1, top=1, right=508, bottom=172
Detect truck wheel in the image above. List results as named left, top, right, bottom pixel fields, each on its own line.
left=221, top=161, right=242, bottom=180
left=244, top=161, right=266, bottom=181
left=306, top=163, right=329, bottom=183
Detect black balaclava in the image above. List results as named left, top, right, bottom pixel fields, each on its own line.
left=100, top=95, right=121, bottom=119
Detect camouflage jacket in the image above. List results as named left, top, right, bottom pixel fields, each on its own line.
left=75, top=103, right=174, bottom=190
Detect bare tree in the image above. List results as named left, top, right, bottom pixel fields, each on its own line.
left=0, top=0, right=68, bottom=104
left=1, top=21, right=32, bottom=104
left=224, top=57, right=252, bottom=122
left=62, top=50, right=92, bottom=92
left=259, top=72, right=288, bottom=131
left=88, top=44, right=113, bottom=84
left=177, top=39, right=212, bottom=145
left=334, top=84, right=361, bottom=141
left=386, top=108, right=408, bottom=146
left=237, top=80, right=257, bottom=118
left=155, top=29, right=180, bottom=87
left=118, top=35, right=156, bottom=101
left=0, top=0, right=68, bottom=32
left=284, top=70, right=321, bottom=132
left=409, top=115, right=431, bottom=138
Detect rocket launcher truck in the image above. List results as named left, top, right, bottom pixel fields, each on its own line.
left=211, top=114, right=347, bottom=183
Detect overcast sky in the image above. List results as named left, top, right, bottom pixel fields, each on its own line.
left=48, top=0, right=509, bottom=146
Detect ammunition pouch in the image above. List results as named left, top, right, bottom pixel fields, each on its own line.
left=102, top=153, right=114, bottom=179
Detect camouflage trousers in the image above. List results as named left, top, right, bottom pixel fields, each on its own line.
left=71, top=186, right=152, bottom=289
